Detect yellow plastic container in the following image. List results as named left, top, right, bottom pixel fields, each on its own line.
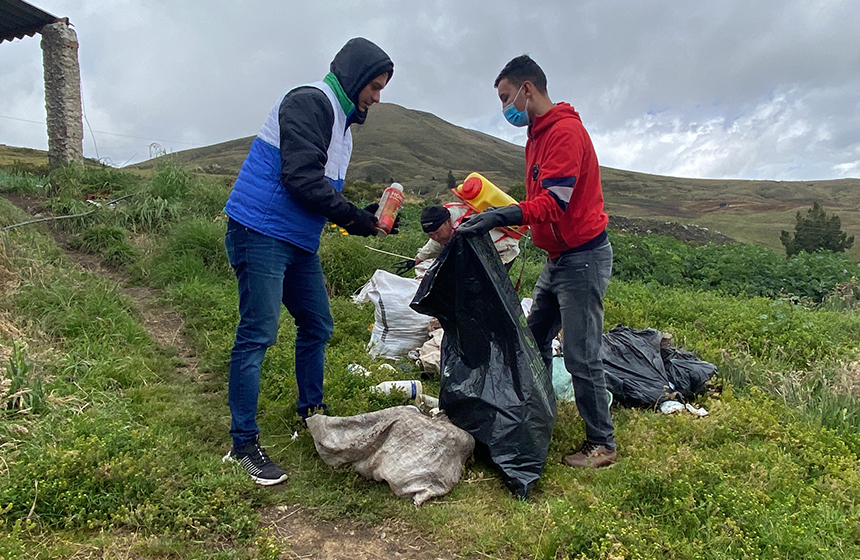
left=452, top=172, right=527, bottom=239
left=453, top=172, right=517, bottom=212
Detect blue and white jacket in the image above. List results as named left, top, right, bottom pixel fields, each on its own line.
left=225, top=38, right=394, bottom=253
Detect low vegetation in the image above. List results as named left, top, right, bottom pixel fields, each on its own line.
left=0, top=163, right=859, bottom=559
left=610, top=230, right=860, bottom=304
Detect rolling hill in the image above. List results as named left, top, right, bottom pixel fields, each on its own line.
left=4, top=102, right=860, bottom=258
left=129, top=103, right=528, bottom=195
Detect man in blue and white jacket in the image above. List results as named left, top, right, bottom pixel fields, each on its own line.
left=222, top=38, right=394, bottom=485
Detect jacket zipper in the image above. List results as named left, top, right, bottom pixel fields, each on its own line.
left=551, top=223, right=565, bottom=246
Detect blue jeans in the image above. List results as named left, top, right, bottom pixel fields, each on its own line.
left=527, top=240, right=615, bottom=448
left=225, top=218, right=333, bottom=450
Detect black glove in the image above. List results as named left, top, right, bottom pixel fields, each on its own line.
left=457, top=205, right=523, bottom=237
left=341, top=203, right=378, bottom=237
left=389, top=213, right=401, bottom=235
left=393, top=259, right=416, bottom=275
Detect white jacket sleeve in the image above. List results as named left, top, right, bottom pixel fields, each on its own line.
left=415, top=238, right=443, bottom=262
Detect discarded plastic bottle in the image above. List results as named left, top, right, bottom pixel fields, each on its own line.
left=347, top=363, right=372, bottom=377
left=454, top=172, right=517, bottom=212
left=374, top=183, right=404, bottom=237
left=417, top=394, right=439, bottom=409
left=372, top=380, right=423, bottom=399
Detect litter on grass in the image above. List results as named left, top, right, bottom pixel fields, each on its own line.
left=353, top=270, right=431, bottom=359
left=600, top=325, right=717, bottom=408
left=307, top=406, right=474, bottom=506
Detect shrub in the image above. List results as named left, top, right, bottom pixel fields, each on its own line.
left=507, top=182, right=526, bottom=202
left=781, top=201, right=855, bottom=256
left=609, top=231, right=859, bottom=302
left=67, top=225, right=141, bottom=267
left=181, top=177, right=231, bottom=219
left=113, top=195, right=177, bottom=233
left=341, top=180, right=385, bottom=205
left=0, top=170, right=48, bottom=195
left=147, top=218, right=233, bottom=287
left=149, top=159, right=194, bottom=201
left=319, top=205, right=427, bottom=296
left=1, top=342, right=46, bottom=416
left=47, top=164, right=139, bottom=200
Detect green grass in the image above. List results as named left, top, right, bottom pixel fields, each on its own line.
left=609, top=230, right=860, bottom=303
left=0, top=170, right=49, bottom=196
left=0, top=147, right=50, bottom=177
left=1, top=165, right=860, bottom=558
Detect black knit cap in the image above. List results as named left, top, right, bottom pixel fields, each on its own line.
left=420, top=205, right=450, bottom=233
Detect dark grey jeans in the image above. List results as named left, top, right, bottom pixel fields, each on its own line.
left=527, top=239, right=615, bottom=448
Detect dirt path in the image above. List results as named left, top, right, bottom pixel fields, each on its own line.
left=261, top=506, right=461, bottom=560
left=3, top=193, right=466, bottom=560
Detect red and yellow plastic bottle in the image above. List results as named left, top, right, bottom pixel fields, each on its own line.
left=374, top=182, right=404, bottom=237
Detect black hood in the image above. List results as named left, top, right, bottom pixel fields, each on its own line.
left=330, top=37, right=393, bottom=121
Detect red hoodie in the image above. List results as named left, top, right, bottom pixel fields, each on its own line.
left=519, top=102, right=608, bottom=259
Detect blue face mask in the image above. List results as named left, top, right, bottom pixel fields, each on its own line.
left=502, top=85, right=530, bottom=127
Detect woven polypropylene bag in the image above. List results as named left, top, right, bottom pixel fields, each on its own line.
left=353, top=270, right=431, bottom=359
left=307, top=407, right=474, bottom=506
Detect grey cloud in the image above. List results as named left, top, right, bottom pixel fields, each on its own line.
left=0, top=0, right=857, bottom=179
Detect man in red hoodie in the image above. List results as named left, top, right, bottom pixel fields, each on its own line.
left=459, top=55, right=616, bottom=468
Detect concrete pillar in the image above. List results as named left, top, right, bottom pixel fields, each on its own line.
left=40, top=21, right=84, bottom=169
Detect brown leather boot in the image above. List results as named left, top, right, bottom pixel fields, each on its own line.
left=563, top=441, right=617, bottom=468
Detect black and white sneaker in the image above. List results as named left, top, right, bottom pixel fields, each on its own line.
left=222, top=436, right=288, bottom=486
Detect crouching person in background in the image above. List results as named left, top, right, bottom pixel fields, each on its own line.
left=394, top=203, right=519, bottom=276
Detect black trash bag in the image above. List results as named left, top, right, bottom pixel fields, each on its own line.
left=661, top=347, right=717, bottom=401
left=600, top=326, right=678, bottom=407
left=600, top=325, right=717, bottom=407
left=411, top=234, right=556, bottom=499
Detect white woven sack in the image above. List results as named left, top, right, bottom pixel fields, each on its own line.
left=353, top=270, right=431, bottom=359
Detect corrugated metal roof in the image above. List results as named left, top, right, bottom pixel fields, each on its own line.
left=0, top=0, right=61, bottom=44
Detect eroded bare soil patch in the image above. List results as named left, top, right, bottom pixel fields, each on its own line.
left=261, top=505, right=462, bottom=560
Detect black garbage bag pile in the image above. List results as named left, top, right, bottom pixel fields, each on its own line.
left=601, top=325, right=717, bottom=407
left=411, top=234, right=556, bottom=499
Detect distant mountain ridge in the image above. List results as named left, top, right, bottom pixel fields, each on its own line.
left=131, top=103, right=528, bottom=194
left=3, top=102, right=859, bottom=258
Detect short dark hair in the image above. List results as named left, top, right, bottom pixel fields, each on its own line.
left=494, top=55, right=547, bottom=94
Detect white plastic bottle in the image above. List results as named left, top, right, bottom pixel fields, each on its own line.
left=372, top=380, right=423, bottom=399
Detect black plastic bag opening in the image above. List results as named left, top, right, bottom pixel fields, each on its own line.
left=411, top=233, right=557, bottom=499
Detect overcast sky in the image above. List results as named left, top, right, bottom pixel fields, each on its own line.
left=1, top=0, right=858, bottom=180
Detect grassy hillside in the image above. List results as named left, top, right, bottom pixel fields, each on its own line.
left=1, top=163, right=860, bottom=558
left=128, top=103, right=527, bottom=193
left=0, top=145, right=50, bottom=175
left=126, top=103, right=860, bottom=257
left=5, top=100, right=860, bottom=258
left=348, top=103, right=525, bottom=192
left=601, top=168, right=860, bottom=258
